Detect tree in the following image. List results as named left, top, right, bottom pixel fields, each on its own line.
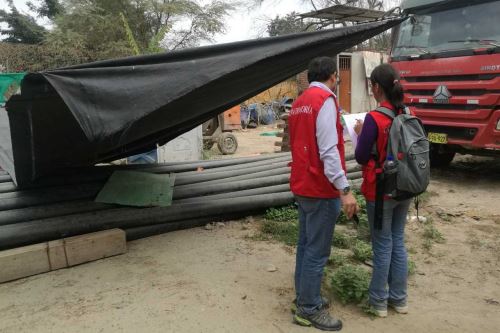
left=28, top=0, right=64, bottom=19
left=141, top=0, right=235, bottom=51
left=0, top=0, right=47, bottom=44
left=267, top=12, right=309, bottom=37
left=44, top=0, right=235, bottom=62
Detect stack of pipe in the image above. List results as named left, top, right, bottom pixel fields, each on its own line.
left=0, top=153, right=362, bottom=250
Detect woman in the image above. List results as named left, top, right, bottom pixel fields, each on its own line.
left=354, top=63, right=411, bottom=318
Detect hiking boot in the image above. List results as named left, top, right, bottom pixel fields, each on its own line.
left=293, top=307, right=342, bottom=331
left=388, top=300, right=408, bottom=314
left=291, top=296, right=330, bottom=314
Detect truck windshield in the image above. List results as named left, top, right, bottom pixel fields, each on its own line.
left=392, top=1, right=500, bottom=58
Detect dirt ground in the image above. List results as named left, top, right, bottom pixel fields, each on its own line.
left=0, top=128, right=499, bottom=333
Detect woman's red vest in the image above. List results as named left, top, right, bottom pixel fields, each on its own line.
left=361, top=102, right=395, bottom=201
left=288, top=86, right=346, bottom=199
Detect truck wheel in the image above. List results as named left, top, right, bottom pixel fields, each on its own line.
left=429, top=143, right=456, bottom=167
left=218, top=133, right=238, bottom=155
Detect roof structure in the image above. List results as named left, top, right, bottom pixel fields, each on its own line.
left=299, top=4, right=386, bottom=23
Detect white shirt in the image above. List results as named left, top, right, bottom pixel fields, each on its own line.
left=310, top=81, right=349, bottom=191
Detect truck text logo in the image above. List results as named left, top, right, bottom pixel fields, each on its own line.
left=433, top=85, right=452, bottom=104
left=480, top=65, right=500, bottom=71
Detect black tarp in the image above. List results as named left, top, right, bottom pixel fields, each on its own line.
left=2, top=17, right=404, bottom=187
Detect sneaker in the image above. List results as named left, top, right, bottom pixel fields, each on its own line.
left=291, top=296, right=330, bottom=314
left=367, top=304, right=387, bottom=318
left=388, top=301, right=408, bottom=314
left=294, top=307, right=343, bottom=331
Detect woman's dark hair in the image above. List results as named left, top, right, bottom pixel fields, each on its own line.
left=308, top=57, right=337, bottom=83
left=370, top=63, right=404, bottom=110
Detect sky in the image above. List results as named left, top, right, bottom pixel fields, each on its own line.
left=5, top=0, right=401, bottom=44
left=7, top=0, right=312, bottom=44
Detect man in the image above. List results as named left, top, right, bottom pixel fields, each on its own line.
left=288, top=57, right=358, bottom=331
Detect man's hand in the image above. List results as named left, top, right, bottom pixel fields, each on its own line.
left=340, top=192, right=358, bottom=219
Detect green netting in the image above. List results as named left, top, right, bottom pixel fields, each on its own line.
left=0, top=73, right=26, bottom=104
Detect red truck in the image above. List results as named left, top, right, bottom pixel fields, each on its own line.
left=390, top=0, right=500, bottom=166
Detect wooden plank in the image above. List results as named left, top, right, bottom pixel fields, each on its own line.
left=0, top=243, right=50, bottom=283
left=48, top=240, right=68, bottom=270
left=64, top=229, right=127, bottom=267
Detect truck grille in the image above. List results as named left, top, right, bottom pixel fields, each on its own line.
left=406, top=89, right=500, bottom=96
left=407, top=103, right=494, bottom=111
left=405, top=73, right=498, bottom=82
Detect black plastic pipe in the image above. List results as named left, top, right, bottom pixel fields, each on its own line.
left=0, top=182, right=16, bottom=194
left=0, top=192, right=295, bottom=250
left=174, top=184, right=291, bottom=204
left=0, top=200, right=113, bottom=226
left=174, top=161, right=290, bottom=186
left=172, top=174, right=290, bottom=200
left=0, top=175, right=11, bottom=183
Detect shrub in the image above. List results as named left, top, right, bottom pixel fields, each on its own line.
left=332, top=232, right=352, bottom=249
left=261, top=220, right=298, bottom=246
left=265, top=205, right=299, bottom=222
left=331, top=265, right=370, bottom=304
left=328, top=252, right=348, bottom=268
left=423, top=224, right=445, bottom=244
left=408, top=259, right=417, bottom=276
left=351, top=240, right=373, bottom=263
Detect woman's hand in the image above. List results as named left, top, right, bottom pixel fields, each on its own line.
left=354, top=119, right=364, bottom=135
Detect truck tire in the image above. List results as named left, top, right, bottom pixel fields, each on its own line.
left=218, top=133, right=238, bottom=155
left=429, top=143, right=456, bottom=167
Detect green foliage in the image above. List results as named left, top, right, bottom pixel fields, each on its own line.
left=332, top=232, right=352, bottom=249
left=120, top=12, right=140, bottom=55
left=267, top=12, right=310, bottom=37
left=1, top=0, right=235, bottom=71
left=0, top=1, right=46, bottom=44
left=351, top=240, right=373, bottom=263
left=422, top=238, right=433, bottom=251
left=260, top=220, right=298, bottom=246
left=331, top=265, right=370, bottom=305
left=408, top=259, right=416, bottom=276
left=0, top=42, right=90, bottom=72
left=260, top=205, right=300, bottom=246
left=28, top=0, right=64, bottom=20
left=265, top=205, right=299, bottom=222
left=423, top=224, right=445, bottom=244
left=328, top=252, right=348, bottom=268
left=355, top=213, right=371, bottom=242
left=351, top=190, right=371, bottom=241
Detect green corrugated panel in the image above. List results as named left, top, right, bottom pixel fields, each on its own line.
left=0, top=73, right=26, bottom=104
left=95, top=171, right=175, bottom=207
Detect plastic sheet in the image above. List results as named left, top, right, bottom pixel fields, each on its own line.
left=2, top=18, right=404, bottom=187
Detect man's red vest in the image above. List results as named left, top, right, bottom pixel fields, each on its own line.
left=360, top=102, right=395, bottom=201
left=288, top=86, right=346, bottom=199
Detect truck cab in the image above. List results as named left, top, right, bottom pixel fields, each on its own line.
left=390, top=0, right=500, bottom=166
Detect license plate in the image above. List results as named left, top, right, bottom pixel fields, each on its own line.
left=428, top=132, right=448, bottom=144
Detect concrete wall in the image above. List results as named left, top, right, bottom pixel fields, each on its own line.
left=157, top=126, right=203, bottom=163
left=351, top=51, right=388, bottom=114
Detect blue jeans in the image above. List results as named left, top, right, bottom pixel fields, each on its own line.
left=295, top=196, right=341, bottom=315
left=367, top=199, right=411, bottom=308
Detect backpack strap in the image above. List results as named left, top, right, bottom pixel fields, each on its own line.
left=374, top=106, right=396, bottom=119
left=371, top=106, right=397, bottom=161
